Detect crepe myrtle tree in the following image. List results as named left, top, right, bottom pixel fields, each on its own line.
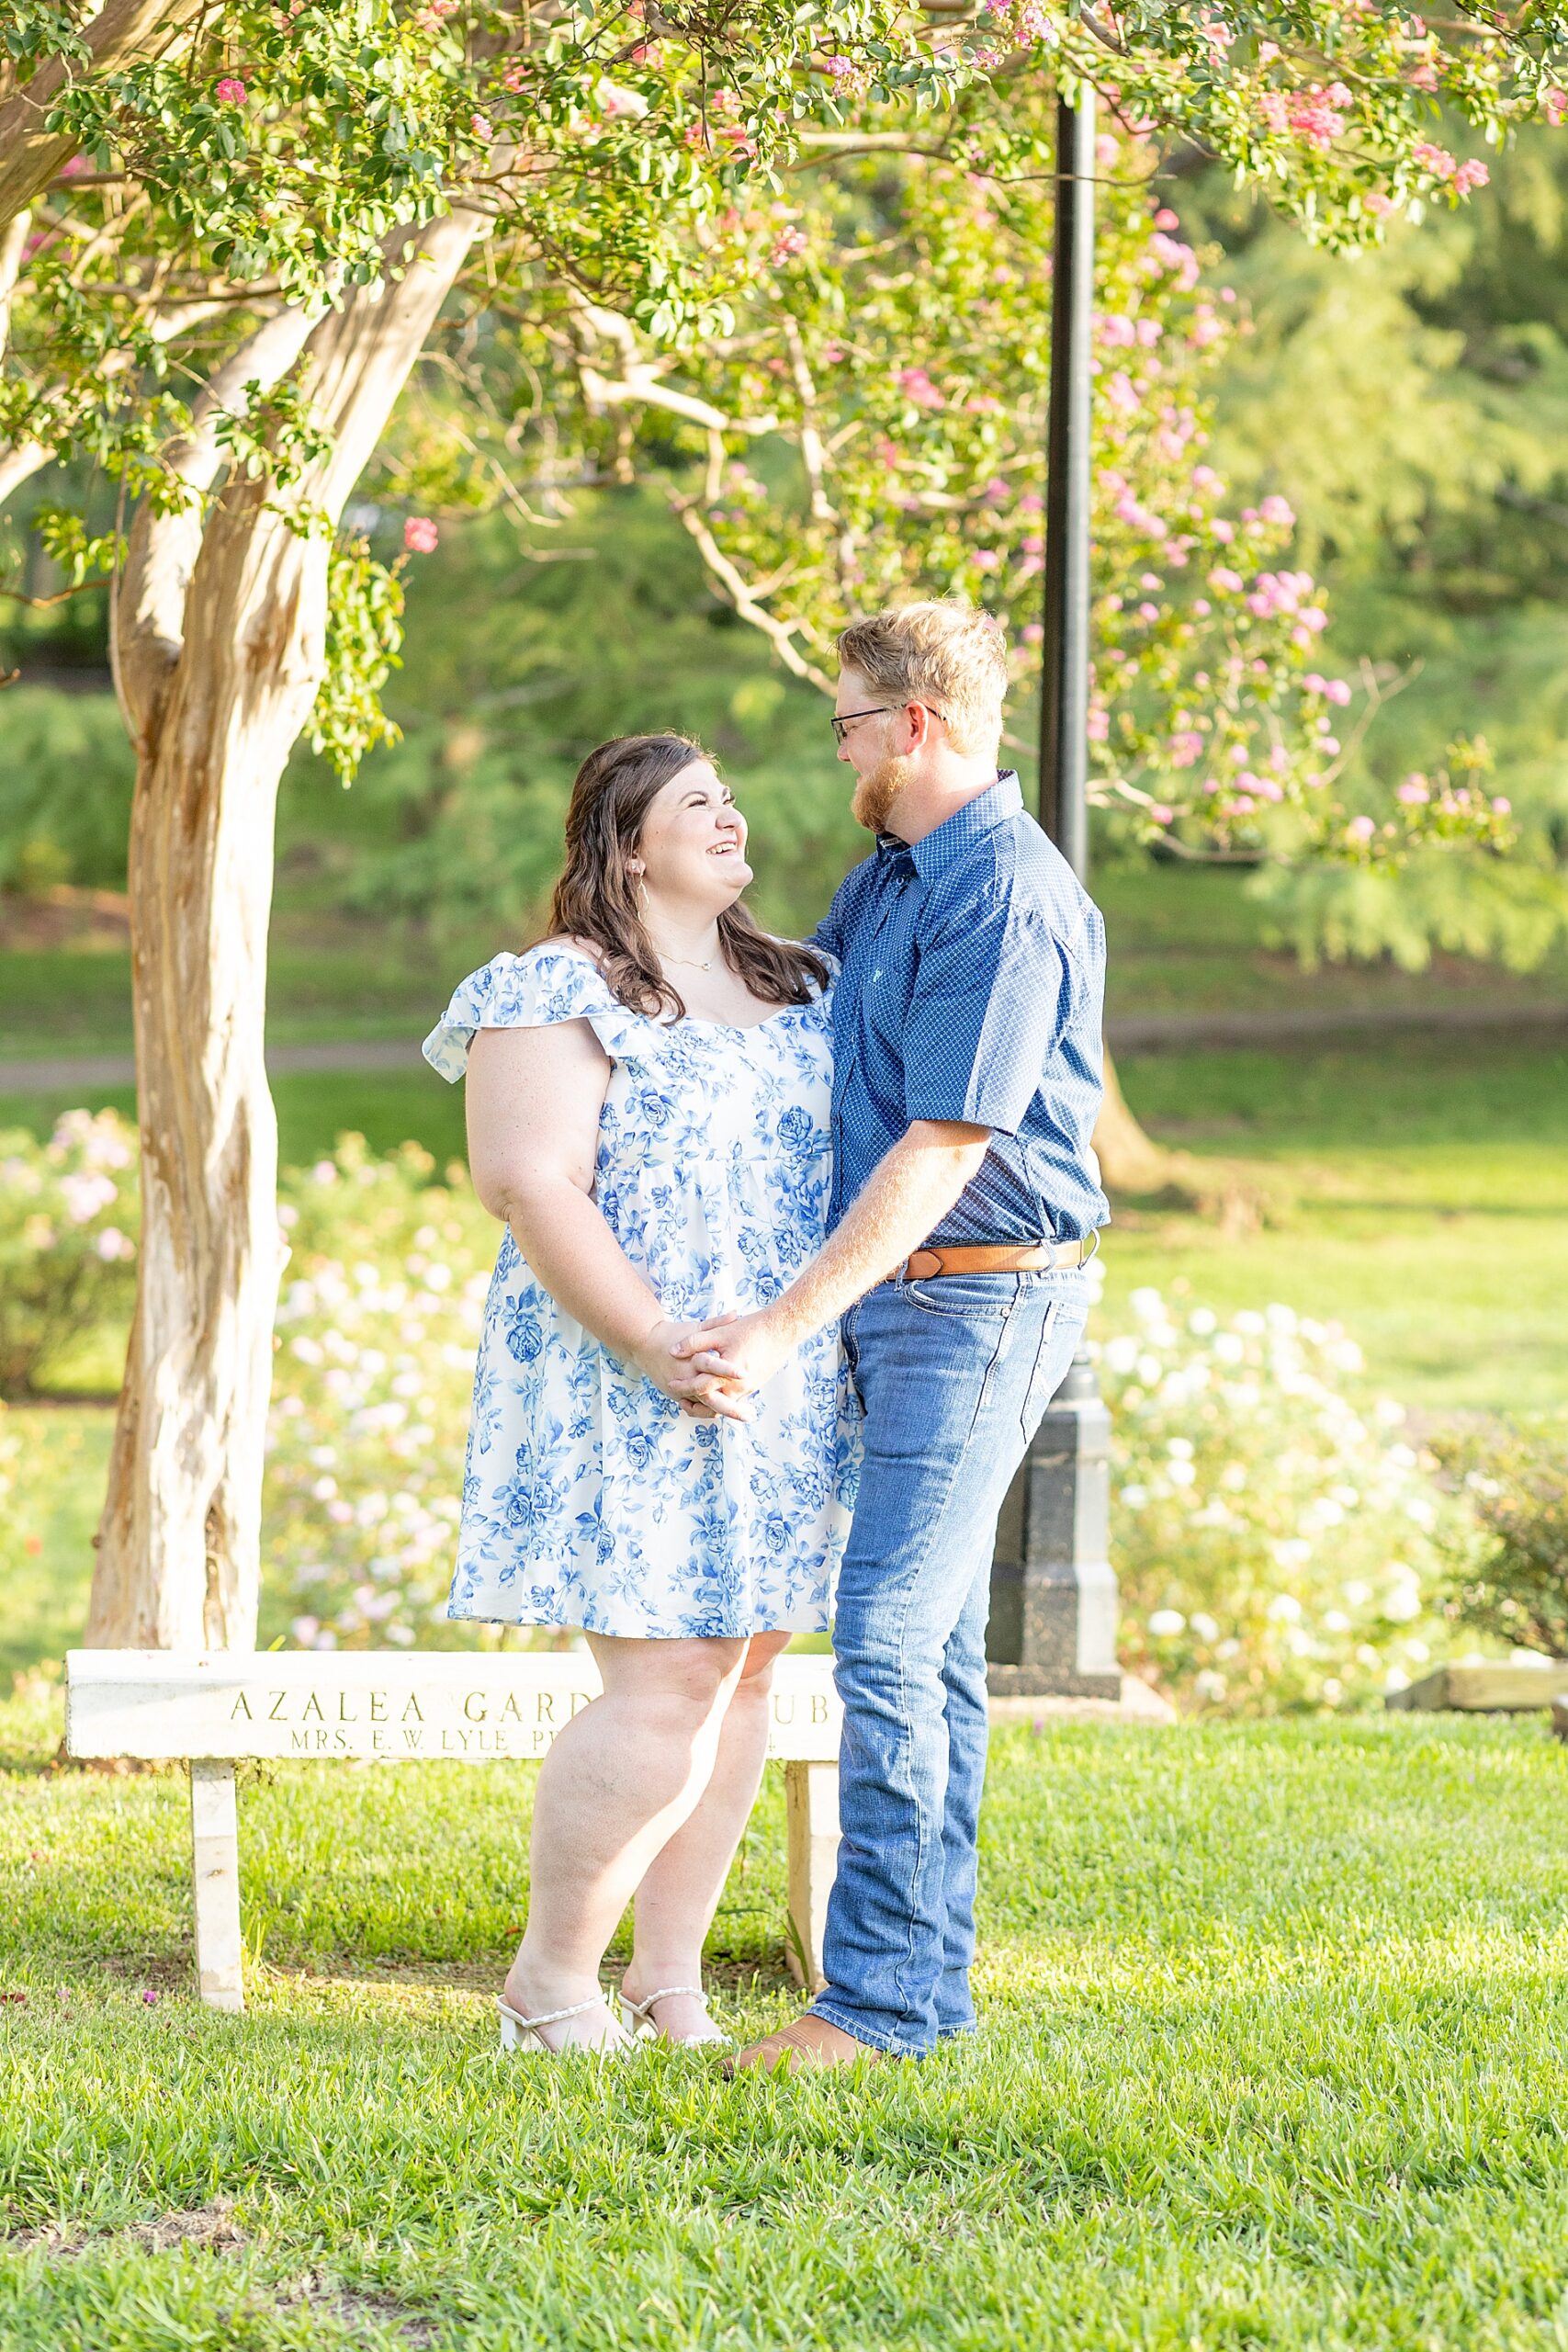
left=1, top=2, right=1563, bottom=1651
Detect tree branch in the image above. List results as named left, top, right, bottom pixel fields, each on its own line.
left=671, top=498, right=833, bottom=692
left=0, top=0, right=219, bottom=233
left=113, top=299, right=322, bottom=739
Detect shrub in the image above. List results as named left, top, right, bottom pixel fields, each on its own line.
left=0, top=1111, right=139, bottom=1396
left=1102, top=1285, right=1472, bottom=1714
left=1431, top=1423, right=1568, bottom=1659
left=263, top=1134, right=502, bottom=1651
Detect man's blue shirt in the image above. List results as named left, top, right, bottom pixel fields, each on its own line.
left=814, top=771, right=1111, bottom=1245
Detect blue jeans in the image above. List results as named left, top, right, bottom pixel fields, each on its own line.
left=810, top=1268, right=1089, bottom=2058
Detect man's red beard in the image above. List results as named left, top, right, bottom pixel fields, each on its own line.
left=851, top=751, right=917, bottom=835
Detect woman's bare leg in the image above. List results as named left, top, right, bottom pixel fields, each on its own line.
left=621, top=1632, right=795, bottom=2040
left=503, top=1633, right=748, bottom=2047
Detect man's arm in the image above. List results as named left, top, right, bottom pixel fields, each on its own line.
left=671, top=1118, right=988, bottom=1397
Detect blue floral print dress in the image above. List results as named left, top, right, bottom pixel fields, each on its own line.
left=423, top=945, right=858, bottom=1638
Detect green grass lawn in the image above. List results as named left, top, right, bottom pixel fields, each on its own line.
left=4, top=1685, right=1567, bottom=2349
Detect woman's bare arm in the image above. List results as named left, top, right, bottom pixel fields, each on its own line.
left=466, top=1020, right=739, bottom=1413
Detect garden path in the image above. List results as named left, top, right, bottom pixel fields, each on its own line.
left=3, top=998, right=1565, bottom=1092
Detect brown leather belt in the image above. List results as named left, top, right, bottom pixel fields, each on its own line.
left=894, top=1234, right=1099, bottom=1283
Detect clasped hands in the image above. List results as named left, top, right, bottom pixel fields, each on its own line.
left=633, top=1308, right=796, bottom=1422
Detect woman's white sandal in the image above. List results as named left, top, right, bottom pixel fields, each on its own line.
left=497, top=1994, right=630, bottom=2055
left=618, top=1985, right=731, bottom=2048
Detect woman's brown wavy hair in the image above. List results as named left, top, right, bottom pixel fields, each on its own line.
left=543, top=733, right=829, bottom=1021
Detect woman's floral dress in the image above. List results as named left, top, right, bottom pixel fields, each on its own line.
left=423, top=945, right=858, bottom=1637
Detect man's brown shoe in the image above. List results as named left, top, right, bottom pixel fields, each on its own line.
left=723, top=2014, right=887, bottom=2077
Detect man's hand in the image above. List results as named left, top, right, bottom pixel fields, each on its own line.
left=670, top=1307, right=798, bottom=1399
left=631, top=1317, right=751, bottom=1422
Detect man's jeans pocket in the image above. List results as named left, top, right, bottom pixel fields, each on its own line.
left=900, top=1272, right=1021, bottom=1319
left=1020, top=1299, right=1087, bottom=1439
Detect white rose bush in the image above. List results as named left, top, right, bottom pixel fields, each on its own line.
left=0, top=1110, right=139, bottom=1396
left=264, top=1135, right=500, bottom=1654
left=1103, top=1284, right=1471, bottom=1714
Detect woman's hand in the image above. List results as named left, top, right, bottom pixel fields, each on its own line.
left=631, top=1318, right=751, bottom=1422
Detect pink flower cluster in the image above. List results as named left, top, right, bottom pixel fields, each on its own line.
left=1412, top=142, right=1489, bottom=195
left=1258, top=82, right=1351, bottom=153
left=770, top=226, right=808, bottom=266
left=403, top=517, right=439, bottom=554
left=1302, top=673, right=1352, bottom=707
left=1546, top=89, right=1568, bottom=129
left=214, top=76, right=246, bottom=103
left=895, top=367, right=945, bottom=411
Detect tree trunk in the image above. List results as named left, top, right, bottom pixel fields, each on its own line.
left=1091, top=1046, right=1182, bottom=1196
left=85, top=486, right=324, bottom=1646
left=85, top=199, right=491, bottom=1650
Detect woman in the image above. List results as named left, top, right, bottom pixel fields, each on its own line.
left=423, top=733, right=855, bottom=2054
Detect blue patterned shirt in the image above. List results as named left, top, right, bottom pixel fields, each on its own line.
left=815, top=771, right=1111, bottom=1245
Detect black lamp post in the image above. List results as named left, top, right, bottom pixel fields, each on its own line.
left=987, top=87, right=1120, bottom=1702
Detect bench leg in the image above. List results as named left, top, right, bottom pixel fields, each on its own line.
left=784, top=1759, right=840, bottom=1994
left=189, top=1759, right=244, bottom=2013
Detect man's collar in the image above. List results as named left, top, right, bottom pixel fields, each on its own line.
left=876, top=771, right=1022, bottom=880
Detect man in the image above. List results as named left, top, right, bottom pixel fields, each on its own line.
left=674, top=600, right=1109, bottom=2069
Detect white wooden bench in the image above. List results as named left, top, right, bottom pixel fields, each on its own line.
left=64, top=1649, right=842, bottom=2014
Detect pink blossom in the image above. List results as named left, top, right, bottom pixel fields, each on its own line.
left=1198, top=17, right=1235, bottom=51
left=972, top=549, right=1001, bottom=572
left=1098, top=313, right=1137, bottom=348
left=1363, top=192, right=1395, bottom=218
left=1453, top=160, right=1489, bottom=196
left=1135, top=601, right=1160, bottom=623
left=60, top=155, right=91, bottom=179
left=1139, top=571, right=1162, bottom=592
left=1302, top=672, right=1326, bottom=694
left=1192, top=598, right=1211, bottom=617
left=896, top=368, right=945, bottom=410
left=770, top=227, right=808, bottom=264
left=1190, top=464, right=1222, bottom=495
left=1087, top=707, right=1110, bottom=742
left=1407, top=62, right=1438, bottom=91
left=1153, top=208, right=1180, bottom=231
left=1104, top=370, right=1140, bottom=416
left=214, top=76, right=246, bottom=103
left=1346, top=815, right=1376, bottom=844
left=469, top=113, right=493, bottom=141
left=141, top=1988, right=160, bottom=2006
left=1397, top=777, right=1430, bottom=805
left=1546, top=89, right=1568, bottom=129
left=1211, top=518, right=1235, bottom=544
left=1022, top=622, right=1043, bottom=646
left=819, top=53, right=853, bottom=76
left=1208, top=566, right=1244, bottom=594
left=1324, top=678, right=1352, bottom=707
left=403, top=517, right=439, bottom=554
left=1168, top=730, right=1203, bottom=768
left=1412, top=141, right=1457, bottom=179
left=1148, top=804, right=1175, bottom=826
left=1259, top=493, right=1294, bottom=528
left=1492, top=796, right=1511, bottom=814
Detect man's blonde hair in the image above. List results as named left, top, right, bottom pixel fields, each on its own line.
left=837, top=601, right=1008, bottom=756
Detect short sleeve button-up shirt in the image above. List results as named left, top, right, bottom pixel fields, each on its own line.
left=815, top=771, right=1111, bottom=1246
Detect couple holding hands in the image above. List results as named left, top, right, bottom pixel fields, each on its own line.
left=423, top=598, right=1108, bottom=2072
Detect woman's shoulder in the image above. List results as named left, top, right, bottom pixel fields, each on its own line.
left=421, top=941, right=622, bottom=1082
left=471, top=939, right=614, bottom=1005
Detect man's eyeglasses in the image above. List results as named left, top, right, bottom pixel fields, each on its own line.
left=830, top=703, right=947, bottom=745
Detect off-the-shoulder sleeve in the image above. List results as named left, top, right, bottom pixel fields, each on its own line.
left=422, top=948, right=648, bottom=1082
